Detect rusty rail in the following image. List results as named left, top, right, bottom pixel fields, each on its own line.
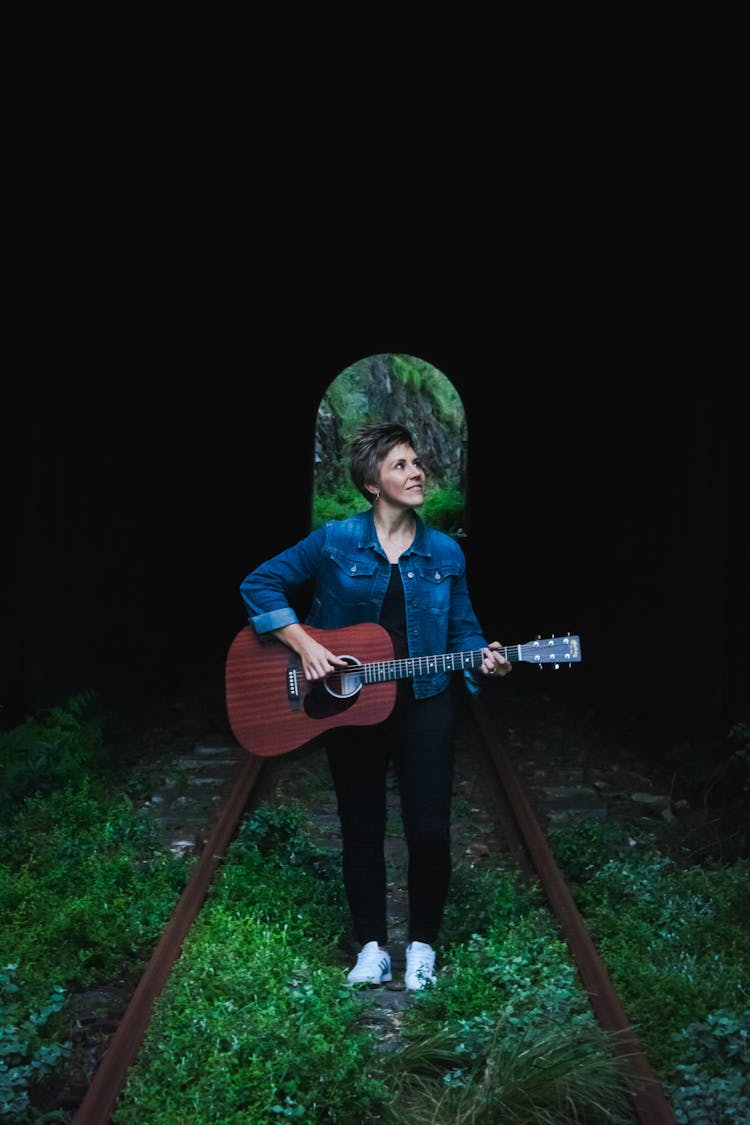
left=471, top=696, right=677, bottom=1125
left=73, top=754, right=265, bottom=1125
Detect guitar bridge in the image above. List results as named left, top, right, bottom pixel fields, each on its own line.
left=287, top=657, right=304, bottom=710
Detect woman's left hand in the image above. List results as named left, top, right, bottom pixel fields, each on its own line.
left=480, top=643, right=512, bottom=678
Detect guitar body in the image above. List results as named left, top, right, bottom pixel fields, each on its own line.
left=225, top=623, right=398, bottom=758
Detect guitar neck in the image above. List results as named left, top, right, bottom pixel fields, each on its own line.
left=349, top=634, right=581, bottom=684
left=359, top=644, right=519, bottom=685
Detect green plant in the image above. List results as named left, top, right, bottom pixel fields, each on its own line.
left=390, top=355, right=464, bottom=429
left=421, top=485, right=465, bottom=533
left=382, top=1015, right=634, bottom=1123
left=440, top=860, right=539, bottom=948
left=659, top=722, right=749, bottom=861
left=114, top=802, right=388, bottom=1123
left=312, top=482, right=467, bottom=534
left=548, top=817, right=634, bottom=884
left=226, top=804, right=341, bottom=885
left=0, top=761, right=194, bottom=1121
left=0, top=966, right=71, bottom=1124
left=667, top=1008, right=750, bottom=1123
left=312, top=484, right=364, bottom=528
left=0, top=781, right=192, bottom=990
left=0, top=692, right=109, bottom=816
left=549, top=817, right=750, bottom=1073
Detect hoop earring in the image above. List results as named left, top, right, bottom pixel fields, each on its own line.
left=373, top=490, right=380, bottom=503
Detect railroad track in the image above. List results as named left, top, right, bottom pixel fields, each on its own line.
left=71, top=688, right=677, bottom=1125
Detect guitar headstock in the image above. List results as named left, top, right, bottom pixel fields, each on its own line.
left=520, top=634, right=582, bottom=667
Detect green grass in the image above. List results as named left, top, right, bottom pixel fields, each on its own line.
left=114, top=806, right=388, bottom=1124
left=114, top=810, right=635, bottom=1124
left=548, top=816, right=750, bottom=1122
left=2, top=696, right=749, bottom=1123
left=0, top=696, right=195, bottom=1123
left=312, top=483, right=466, bottom=534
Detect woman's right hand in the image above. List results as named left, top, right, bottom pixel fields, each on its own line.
left=273, top=624, right=349, bottom=681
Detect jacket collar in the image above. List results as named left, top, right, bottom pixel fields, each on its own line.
left=359, top=508, right=431, bottom=558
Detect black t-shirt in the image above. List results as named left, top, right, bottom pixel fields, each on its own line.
left=379, top=564, right=411, bottom=706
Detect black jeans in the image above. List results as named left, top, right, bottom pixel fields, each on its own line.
left=325, top=688, right=455, bottom=948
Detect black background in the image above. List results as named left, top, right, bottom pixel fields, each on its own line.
left=4, top=14, right=747, bottom=741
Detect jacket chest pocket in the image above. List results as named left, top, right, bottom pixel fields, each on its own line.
left=417, top=564, right=457, bottom=615
left=322, top=551, right=380, bottom=605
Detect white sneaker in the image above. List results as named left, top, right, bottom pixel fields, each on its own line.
left=347, top=941, right=392, bottom=985
left=405, top=941, right=437, bottom=990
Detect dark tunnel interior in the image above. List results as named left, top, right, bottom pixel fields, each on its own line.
left=4, top=19, right=747, bottom=748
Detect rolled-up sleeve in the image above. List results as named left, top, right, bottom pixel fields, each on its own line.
left=240, top=527, right=327, bottom=636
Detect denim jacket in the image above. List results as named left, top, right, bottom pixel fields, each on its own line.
left=239, top=509, right=488, bottom=699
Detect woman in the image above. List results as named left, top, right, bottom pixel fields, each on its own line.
left=240, top=422, right=511, bottom=989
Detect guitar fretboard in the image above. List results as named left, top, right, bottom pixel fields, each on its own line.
left=358, top=645, right=523, bottom=684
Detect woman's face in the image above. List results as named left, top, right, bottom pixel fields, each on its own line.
left=376, top=443, right=426, bottom=509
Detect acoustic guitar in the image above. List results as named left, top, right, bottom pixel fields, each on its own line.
left=225, top=623, right=582, bottom=758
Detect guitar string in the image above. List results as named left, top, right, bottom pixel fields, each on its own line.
left=325, top=640, right=581, bottom=683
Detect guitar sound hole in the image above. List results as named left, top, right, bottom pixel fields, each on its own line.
left=324, top=656, right=362, bottom=699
